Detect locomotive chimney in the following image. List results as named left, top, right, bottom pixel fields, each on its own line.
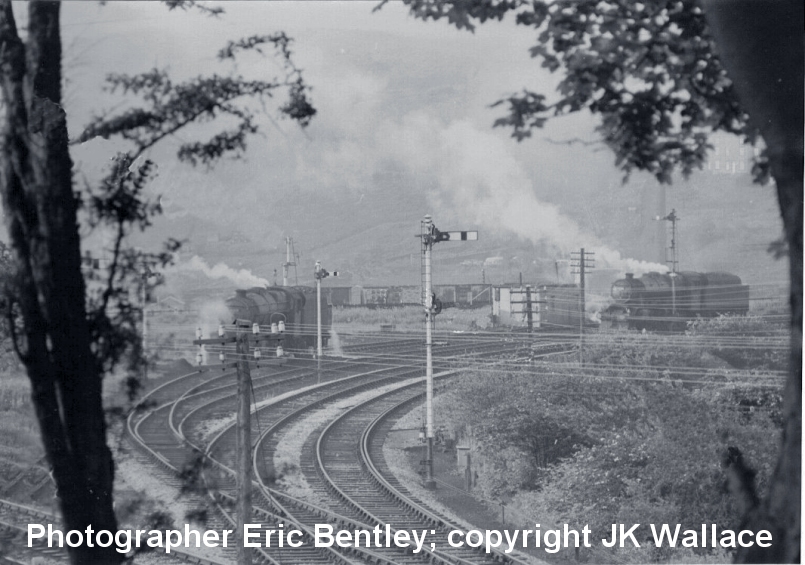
left=625, top=273, right=634, bottom=279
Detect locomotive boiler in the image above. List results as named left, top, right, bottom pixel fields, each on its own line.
left=607, top=271, right=749, bottom=330
left=225, top=286, right=330, bottom=350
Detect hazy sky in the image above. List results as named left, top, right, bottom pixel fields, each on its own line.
left=46, top=1, right=783, bottom=276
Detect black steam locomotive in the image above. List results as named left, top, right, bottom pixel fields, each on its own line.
left=225, top=286, right=330, bottom=350
left=606, top=271, right=749, bottom=330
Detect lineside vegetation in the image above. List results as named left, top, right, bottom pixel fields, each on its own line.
left=437, top=316, right=786, bottom=563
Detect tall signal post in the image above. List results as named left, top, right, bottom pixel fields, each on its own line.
left=419, top=215, right=477, bottom=488
left=656, top=209, right=679, bottom=273
left=571, top=248, right=595, bottom=365
left=657, top=209, right=679, bottom=313
left=314, top=261, right=338, bottom=359
left=193, top=324, right=285, bottom=565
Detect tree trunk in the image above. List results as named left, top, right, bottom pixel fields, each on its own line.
left=701, top=1, right=802, bottom=562
left=0, top=2, right=122, bottom=563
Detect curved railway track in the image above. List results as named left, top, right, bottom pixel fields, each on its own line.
left=126, top=335, right=568, bottom=564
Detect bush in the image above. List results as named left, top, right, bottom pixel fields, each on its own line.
left=439, top=323, right=785, bottom=562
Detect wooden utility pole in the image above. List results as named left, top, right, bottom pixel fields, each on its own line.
left=509, top=287, right=543, bottom=331
left=525, top=286, right=533, bottom=333
left=579, top=249, right=585, bottom=365
left=235, top=331, right=252, bottom=565
left=282, top=236, right=297, bottom=286
left=571, top=249, right=594, bottom=365
left=194, top=324, right=285, bottom=565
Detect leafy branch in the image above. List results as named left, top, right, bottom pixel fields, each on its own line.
left=73, top=26, right=316, bottom=402
left=385, top=0, right=766, bottom=185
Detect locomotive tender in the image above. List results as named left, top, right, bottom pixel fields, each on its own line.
left=225, top=286, right=330, bottom=349
left=607, top=271, right=749, bottom=330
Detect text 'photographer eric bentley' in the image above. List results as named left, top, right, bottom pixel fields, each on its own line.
left=28, top=522, right=775, bottom=555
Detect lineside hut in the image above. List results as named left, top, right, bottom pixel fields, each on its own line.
left=493, top=283, right=584, bottom=330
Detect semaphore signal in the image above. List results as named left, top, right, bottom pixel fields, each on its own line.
left=433, top=230, right=479, bottom=242
left=314, top=261, right=338, bottom=360
left=418, top=215, right=477, bottom=489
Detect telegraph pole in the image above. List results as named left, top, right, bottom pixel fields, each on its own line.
left=571, top=249, right=595, bottom=365
left=418, top=215, right=477, bottom=489
left=282, top=237, right=297, bottom=286
left=194, top=324, right=285, bottom=565
left=525, top=286, right=533, bottom=333
left=234, top=330, right=252, bottom=565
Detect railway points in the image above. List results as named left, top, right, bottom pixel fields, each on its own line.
left=120, top=331, right=542, bottom=564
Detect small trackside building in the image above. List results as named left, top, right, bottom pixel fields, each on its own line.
left=493, top=284, right=583, bottom=330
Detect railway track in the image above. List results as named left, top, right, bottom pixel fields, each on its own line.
left=252, top=342, right=569, bottom=565
left=0, top=498, right=66, bottom=564
left=0, top=497, right=209, bottom=565
left=126, top=335, right=563, bottom=563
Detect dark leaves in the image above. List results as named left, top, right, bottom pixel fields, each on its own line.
left=218, top=32, right=293, bottom=62
left=76, top=30, right=316, bottom=164
left=163, top=1, right=224, bottom=17
left=767, top=237, right=788, bottom=260
left=397, top=0, right=755, bottom=184
left=75, top=21, right=316, bottom=412
left=376, top=0, right=522, bottom=31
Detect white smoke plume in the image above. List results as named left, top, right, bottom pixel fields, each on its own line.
left=175, top=256, right=270, bottom=288
left=423, top=120, right=667, bottom=275
left=329, top=329, right=344, bottom=357
left=195, top=299, right=233, bottom=364
left=356, top=114, right=668, bottom=276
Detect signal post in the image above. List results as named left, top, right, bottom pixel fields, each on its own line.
left=193, top=324, right=285, bottom=565
left=419, top=215, right=477, bottom=488
left=656, top=209, right=680, bottom=314
left=315, top=262, right=338, bottom=384
left=314, top=261, right=338, bottom=357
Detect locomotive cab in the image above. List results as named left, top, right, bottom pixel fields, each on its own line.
left=611, top=273, right=642, bottom=303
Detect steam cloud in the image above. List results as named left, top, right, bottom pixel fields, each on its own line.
left=325, top=113, right=667, bottom=276
left=412, top=119, right=667, bottom=274
left=175, top=256, right=270, bottom=288
left=195, top=299, right=233, bottom=364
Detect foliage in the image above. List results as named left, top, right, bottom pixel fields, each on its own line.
left=0, top=3, right=316, bottom=561
left=382, top=0, right=769, bottom=185
left=440, top=329, right=782, bottom=562
left=0, top=371, right=42, bottom=469
left=76, top=35, right=314, bottom=165
left=688, top=315, right=788, bottom=372
left=73, top=18, right=317, bottom=401
left=63, top=15, right=315, bottom=416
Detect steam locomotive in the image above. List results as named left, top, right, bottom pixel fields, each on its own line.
left=606, top=271, right=749, bottom=330
left=225, top=286, right=331, bottom=350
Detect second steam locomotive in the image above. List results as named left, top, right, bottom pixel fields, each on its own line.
left=225, top=286, right=330, bottom=350
left=607, top=271, right=749, bottom=330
